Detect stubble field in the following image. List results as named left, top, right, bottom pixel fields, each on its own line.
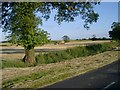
left=1, top=40, right=110, bottom=60
left=1, top=40, right=120, bottom=88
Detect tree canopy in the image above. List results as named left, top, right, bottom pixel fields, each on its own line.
left=109, top=22, right=120, bottom=42
left=62, top=35, right=70, bottom=42
left=2, top=2, right=99, bottom=30
left=2, top=2, right=49, bottom=49
left=2, top=2, right=100, bottom=64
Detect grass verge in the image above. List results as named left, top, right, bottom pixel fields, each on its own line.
left=2, top=42, right=118, bottom=68
left=36, top=42, right=118, bottom=64
left=2, top=50, right=119, bottom=88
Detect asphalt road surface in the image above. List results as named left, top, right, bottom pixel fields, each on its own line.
left=41, top=60, right=120, bottom=89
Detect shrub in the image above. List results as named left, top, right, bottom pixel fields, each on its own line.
left=36, top=53, right=45, bottom=64
left=35, top=42, right=118, bottom=65
left=86, top=44, right=102, bottom=55
left=100, top=42, right=117, bottom=52
left=59, top=51, right=72, bottom=60
left=79, top=47, right=89, bottom=56
left=45, top=54, right=55, bottom=64
left=68, top=47, right=80, bottom=58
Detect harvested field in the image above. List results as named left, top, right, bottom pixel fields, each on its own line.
left=0, top=40, right=110, bottom=60
left=2, top=50, right=119, bottom=88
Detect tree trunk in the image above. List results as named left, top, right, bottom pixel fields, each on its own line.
left=23, top=47, right=36, bottom=65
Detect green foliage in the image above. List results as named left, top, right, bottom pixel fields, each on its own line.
left=62, top=35, right=70, bottom=42
left=2, top=2, right=100, bottom=34
left=2, top=2, right=50, bottom=64
left=36, top=51, right=72, bottom=64
left=2, top=3, right=49, bottom=49
left=2, top=66, right=73, bottom=88
left=2, top=2, right=100, bottom=64
left=109, top=22, right=120, bottom=42
left=35, top=42, right=117, bottom=64
left=36, top=53, right=45, bottom=64
left=58, top=51, right=72, bottom=60
left=2, top=2, right=100, bottom=45
left=3, top=71, right=47, bottom=88
left=91, top=34, right=97, bottom=41
left=2, top=42, right=117, bottom=68
left=66, top=47, right=82, bottom=57
left=101, top=42, right=117, bottom=52
left=86, top=44, right=102, bottom=54
left=2, top=60, right=27, bottom=68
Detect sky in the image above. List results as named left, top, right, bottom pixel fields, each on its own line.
left=0, top=2, right=118, bottom=41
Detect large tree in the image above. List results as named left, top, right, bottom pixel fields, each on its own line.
left=2, top=2, right=100, bottom=65
left=2, top=2, right=49, bottom=65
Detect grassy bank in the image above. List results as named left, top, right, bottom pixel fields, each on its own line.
left=1, top=42, right=118, bottom=68
left=36, top=42, right=117, bottom=64
left=2, top=50, right=119, bottom=88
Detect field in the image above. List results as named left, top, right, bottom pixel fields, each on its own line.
left=1, top=40, right=110, bottom=60
left=2, top=51, right=119, bottom=88
left=1, top=40, right=119, bottom=88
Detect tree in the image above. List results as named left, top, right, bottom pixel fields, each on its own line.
left=2, top=2, right=49, bottom=65
left=92, top=34, right=96, bottom=41
left=62, top=35, right=70, bottom=42
left=109, top=22, right=120, bottom=43
left=2, top=2, right=100, bottom=65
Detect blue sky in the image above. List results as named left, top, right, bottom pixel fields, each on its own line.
left=0, top=2, right=118, bottom=41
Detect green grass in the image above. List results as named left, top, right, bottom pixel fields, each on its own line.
left=2, top=47, right=119, bottom=88
left=36, top=42, right=118, bottom=64
left=1, top=60, right=28, bottom=68
left=3, top=54, right=118, bottom=88
left=2, top=42, right=118, bottom=68
left=2, top=66, right=70, bottom=88
left=3, top=64, right=95, bottom=88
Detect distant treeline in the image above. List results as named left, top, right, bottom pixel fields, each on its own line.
left=1, top=41, right=10, bottom=43
left=76, top=37, right=111, bottom=41
left=1, top=37, right=111, bottom=44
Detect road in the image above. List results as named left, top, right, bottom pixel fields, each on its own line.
left=42, top=60, right=120, bottom=89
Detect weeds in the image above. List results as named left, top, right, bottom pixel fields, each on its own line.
left=2, top=60, right=27, bottom=68
left=36, top=42, right=117, bottom=65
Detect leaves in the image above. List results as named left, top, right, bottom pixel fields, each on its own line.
left=2, top=2, right=49, bottom=49
left=62, top=35, right=70, bottom=42
left=109, top=22, right=120, bottom=41
left=2, top=2, right=100, bottom=49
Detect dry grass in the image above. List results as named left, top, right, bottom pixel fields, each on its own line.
left=2, top=50, right=119, bottom=88
left=1, top=40, right=110, bottom=60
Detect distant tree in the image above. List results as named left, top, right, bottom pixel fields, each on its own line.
left=62, top=35, right=70, bottom=42
left=82, top=38, right=87, bottom=40
left=92, top=34, right=97, bottom=41
left=109, top=22, right=120, bottom=43
left=102, top=37, right=107, bottom=40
